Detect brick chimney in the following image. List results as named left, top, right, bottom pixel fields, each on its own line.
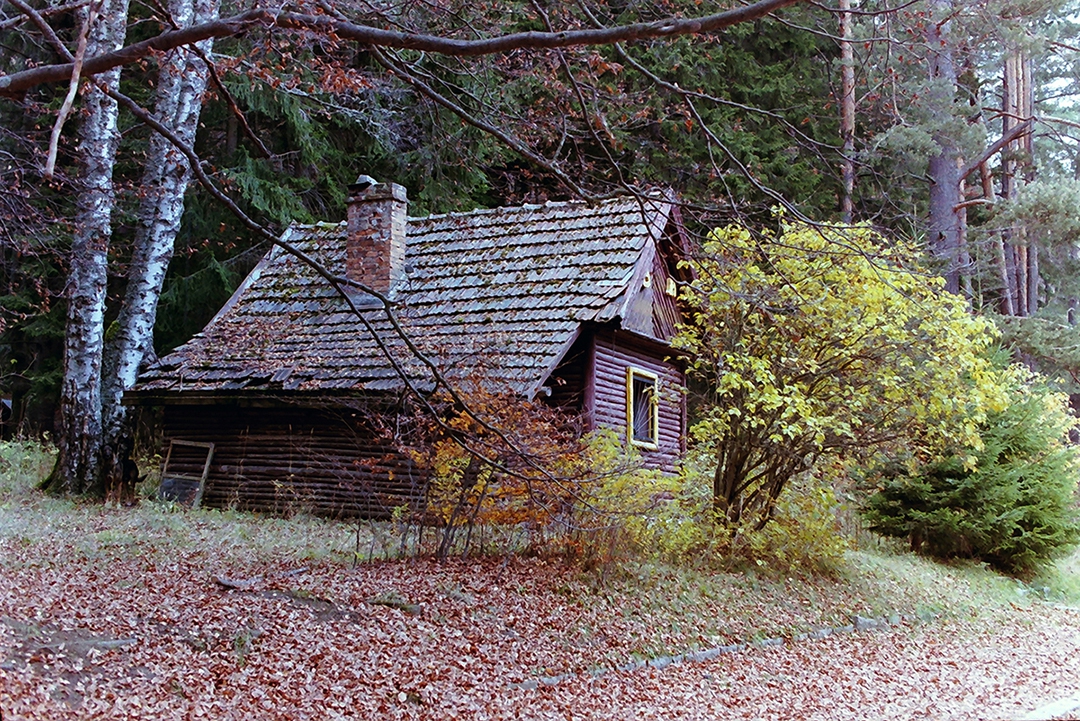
left=345, top=176, right=407, bottom=295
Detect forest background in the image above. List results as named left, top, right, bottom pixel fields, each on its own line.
left=4, top=0, right=1080, bottom=507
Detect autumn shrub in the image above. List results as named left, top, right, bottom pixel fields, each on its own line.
left=861, top=370, right=1080, bottom=575
left=717, top=476, right=851, bottom=576
left=403, top=386, right=711, bottom=565
left=564, top=431, right=708, bottom=567
left=673, top=217, right=1007, bottom=531
left=659, top=445, right=851, bottom=574
left=568, top=438, right=849, bottom=574
left=403, top=383, right=596, bottom=558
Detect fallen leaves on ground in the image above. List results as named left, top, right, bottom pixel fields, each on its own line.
left=2, top=510, right=1080, bottom=719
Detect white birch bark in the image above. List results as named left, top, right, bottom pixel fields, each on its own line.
left=839, top=0, right=855, bottom=224
left=100, top=0, right=219, bottom=446
left=50, top=0, right=130, bottom=494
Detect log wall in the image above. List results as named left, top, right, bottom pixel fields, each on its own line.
left=545, top=334, right=590, bottom=414
left=159, top=328, right=686, bottom=518
left=591, top=328, right=685, bottom=472
left=162, top=403, right=426, bottom=519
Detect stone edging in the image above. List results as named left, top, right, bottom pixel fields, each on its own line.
left=513, top=611, right=935, bottom=690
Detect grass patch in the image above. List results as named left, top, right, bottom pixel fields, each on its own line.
left=574, top=548, right=1043, bottom=658
left=1031, top=547, right=1080, bottom=603
left=0, top=438, right=55, bottom=498
left=1, top=437, right=1076, bottom=659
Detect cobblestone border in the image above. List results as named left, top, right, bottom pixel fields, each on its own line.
left=513, top=611, right=936, bottom=690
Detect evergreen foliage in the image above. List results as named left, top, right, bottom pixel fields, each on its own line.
left=992, top=178, right=1080, bottom=317
left=996, top=315, right=1080, bottom=396
left=862, top=374, right=1080, bottom=575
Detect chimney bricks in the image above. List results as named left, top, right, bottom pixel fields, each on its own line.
left=345, top=178, right=407, bottom=295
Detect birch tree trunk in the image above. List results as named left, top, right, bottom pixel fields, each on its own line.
left=100, top=0, right=218, bottom=455
left=839, top=0, right=855, bottom=223
left=46, top=0, right=130, bottom=495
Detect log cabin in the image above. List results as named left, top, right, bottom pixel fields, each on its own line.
left=126, top=180, right=692, bottom=518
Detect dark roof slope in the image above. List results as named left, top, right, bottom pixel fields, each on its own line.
left=133, top=194, right=676, bottom=398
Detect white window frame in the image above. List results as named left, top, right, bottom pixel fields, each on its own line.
left=626, top=367, right=659, bottom=450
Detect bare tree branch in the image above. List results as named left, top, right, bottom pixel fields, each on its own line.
left=0, top=0, right=806, bottom=95
left=370, top=46, right=594, bottom=199
left=0, top=0, right=88, bottom=30
left=1040, top=114, right=1080, bottom=133
left=191, top=47, right=272, bottom=159
left=958, top=117, right=1033, bottom=183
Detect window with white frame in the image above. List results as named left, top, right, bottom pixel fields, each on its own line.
left=626, top=367, right=658, bottom=448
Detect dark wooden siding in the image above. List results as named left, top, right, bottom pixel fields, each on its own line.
left=544, top=334, right=590, bottom=414
left=162, top=404, right=426, bottom=519
left=650, top=250, right=681, bottom=341
left=621, top=247, right=681, bottom=343
left=158, top=327, right=686, bottom=517
left=590, top=328, right=685, bottom=472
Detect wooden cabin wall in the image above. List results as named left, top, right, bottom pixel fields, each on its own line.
left=621, top=247, right=682, bottom=343
left=162, top=404, right=426, bottom=519
left=544, top=335, right=590, bottom=414
left=591, top=329, right=685, bottom=472
left=650, top=251, right=681, bottom=341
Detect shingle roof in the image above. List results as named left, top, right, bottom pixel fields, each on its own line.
left=133, top=194, right=675, bottom=397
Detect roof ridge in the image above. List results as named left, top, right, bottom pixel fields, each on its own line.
left=410, top=194, right=652, bottom=223
left=283, top=194, right=666, bottom=230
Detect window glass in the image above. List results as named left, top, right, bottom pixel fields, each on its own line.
left=627, top=369, right=658, bottom=446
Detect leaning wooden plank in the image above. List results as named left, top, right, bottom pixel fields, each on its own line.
left=158, top=439, right=215, bottom=508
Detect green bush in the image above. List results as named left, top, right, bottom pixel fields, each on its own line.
left=861, top=377, right=1080, bottom=575
left=0, top=438, right=56, bottom=498
left=731, top=477, right=850, bottom=575
left=599, top=442, right=849, bottom=575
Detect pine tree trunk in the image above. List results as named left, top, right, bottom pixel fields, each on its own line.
left=46, top=0, right=131, bottom=495
left=995, top=236, right=1015, bottom=315
left=100, top=0, right=218, bottom=457
left=999, top=48, right=1039, bottom=316
left=925, top=0, right=964, bottom=294
left=927, top=158, right=963, bottom=293
left=1021, top=52, right=1039, bottom=314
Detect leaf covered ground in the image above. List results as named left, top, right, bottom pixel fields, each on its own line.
left=2, top=460, right=1080, bottom=719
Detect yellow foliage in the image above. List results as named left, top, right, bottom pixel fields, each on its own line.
left=580, top=431, right=706, bottom=557
left=716, top=477, right=851, bottom=576
left=674, top=218, right=1009, bottom=528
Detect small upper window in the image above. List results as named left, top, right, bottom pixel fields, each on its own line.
left=627, top=368, right=659, bottom=448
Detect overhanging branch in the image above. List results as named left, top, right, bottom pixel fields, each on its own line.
left=958, top=117, right=1033, bottom=184
left=0, top=0, right=805, bottom=95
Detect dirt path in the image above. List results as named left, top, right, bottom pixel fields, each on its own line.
left=2, top=551, right=1080, bottom=720
left=525, top=609, right=1080, bottom=721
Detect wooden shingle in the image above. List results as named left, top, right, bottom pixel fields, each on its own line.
left=132, top=193, right=679, bottom=400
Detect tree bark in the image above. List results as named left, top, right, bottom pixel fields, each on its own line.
left=1021, top=52, right=1039, bottom=314
left=999, top=48, right=1038, bottom=316
left=925, top=0, right=964, bottom=294
left=100, top=0, right=218, bottom=455
left=47, top=0, right=131, bottom=495
left=839, top=0, right=855, bottom=223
